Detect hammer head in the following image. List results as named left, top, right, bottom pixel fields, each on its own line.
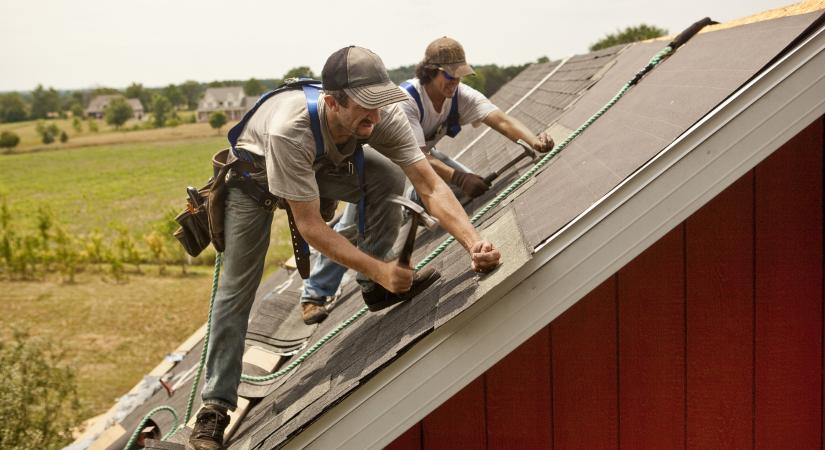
left=387, top=195, right=439, bottom=230
left=516, top=138, right=539, bottom=161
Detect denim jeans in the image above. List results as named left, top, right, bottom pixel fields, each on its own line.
left=201, top=147, right=406, bottom=410
left=301, top=203, right=357, bottom=303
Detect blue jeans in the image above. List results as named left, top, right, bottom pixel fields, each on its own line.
left=201, top=148, right=406, bottom=410
left=301, top=203, right=357, bottom=303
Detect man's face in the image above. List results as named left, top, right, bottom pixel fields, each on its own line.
left=333, top=98, right=381, bottom=139
left=432, top=68, right=461, bottom=98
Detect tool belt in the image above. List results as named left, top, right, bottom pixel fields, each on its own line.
left=173, top=148, right=318, bottom=278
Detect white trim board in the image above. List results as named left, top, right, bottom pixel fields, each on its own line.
left=280, top=22, right=825, bottom=450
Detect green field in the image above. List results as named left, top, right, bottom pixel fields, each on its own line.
left=0, top=136, right=294, bottom=427
left=3, top=136, right=224, bottom=234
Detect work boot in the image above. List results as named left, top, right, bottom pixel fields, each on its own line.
left=302, top=302, right=328, bottom=325
left=187, top=405, right=230, bottom=450
left=362, top=267, right=440, bottom=312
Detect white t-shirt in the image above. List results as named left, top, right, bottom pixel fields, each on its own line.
left=235, top=89, right=423, bottom=201
left=399, top=78, right=498, bottom=151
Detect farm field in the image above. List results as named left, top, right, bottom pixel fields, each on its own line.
left=0, top=133, right=294, bottom=426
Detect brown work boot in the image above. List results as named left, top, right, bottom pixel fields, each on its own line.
left=362, top=267, right=441, bottom=312
left=302, top=302, right=328, bottom=325
left=187, top=405, right=229, bottom=450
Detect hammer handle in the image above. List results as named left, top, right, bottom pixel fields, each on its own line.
left=399, top=214, right=418, bottom=267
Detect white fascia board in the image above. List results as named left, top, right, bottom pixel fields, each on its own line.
left=280, top=24, right=825, bottom=450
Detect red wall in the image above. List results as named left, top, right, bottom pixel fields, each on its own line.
left=387, top=117, right=824, bottom=450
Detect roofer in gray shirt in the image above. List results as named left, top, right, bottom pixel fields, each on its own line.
left=187, top=46, right=501, bottom=450
left=300, top=37, right=552, bottom=325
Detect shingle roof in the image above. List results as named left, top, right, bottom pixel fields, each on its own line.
left=82, top=7, right=825, bottom=450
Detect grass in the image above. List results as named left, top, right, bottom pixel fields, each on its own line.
left=2, top=136, right=221, bottom=235
left=0, top=115, right=231, bottom=154
left=1, top=133, right=295, bottom=426
left=0, top=267, right=213, bottom=417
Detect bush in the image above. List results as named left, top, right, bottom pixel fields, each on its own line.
left=0, top=331, right=81, bottom=449
left=209, top=111, right=227, bottom=134
left=71, top=117, right=83, bottom=133
left=59, top=131, right=69, bottom=143
left=0, top=131, right=20, bottom=151
left=87, top=120, right=99, bottom=133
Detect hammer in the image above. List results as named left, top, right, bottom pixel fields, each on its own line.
left=482, top=139, right=539, bottom=186
left=388, top=195, right=439, bottom=266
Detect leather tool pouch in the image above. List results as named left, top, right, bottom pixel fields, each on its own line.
left=172, top=149, right=232, bottom=257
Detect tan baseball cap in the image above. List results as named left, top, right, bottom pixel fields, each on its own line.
left=322, top=46, right=408, bottom=109
left=424, top=37, right=475, bottom=78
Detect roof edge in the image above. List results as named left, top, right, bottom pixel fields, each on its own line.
left=277, top=20, right=825, bottom=450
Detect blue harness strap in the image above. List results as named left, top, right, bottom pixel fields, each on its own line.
left=400, top=80, right=462, bottom=138
left=446, top=88, right=461, bottom=137
left=400, top=81, right=423, bottom=121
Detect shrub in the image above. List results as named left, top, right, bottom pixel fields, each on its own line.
left=0, top=331, right=81, bottom=449
left=0, top=131, right=20, bottom=151
left=209, top=111, right=227, bottom=134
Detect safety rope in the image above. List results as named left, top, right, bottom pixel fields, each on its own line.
left=125, top=44, right=676, bottom=448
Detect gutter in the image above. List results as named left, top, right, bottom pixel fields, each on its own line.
left=280, top=21, right=825, bottom=450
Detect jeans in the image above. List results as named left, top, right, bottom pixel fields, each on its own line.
left=201, top=147, right=406, bottom=410
left=301, top=203, right=357, bottom=303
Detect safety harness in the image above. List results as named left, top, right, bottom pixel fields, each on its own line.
left=226, top=79, right=366, bottom=278
left=400, top=81, right=461, bottom=138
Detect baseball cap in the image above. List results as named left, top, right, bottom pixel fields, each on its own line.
left=424, top=37, right=475, bottom=78
left=322, top=46, right=408, bottom=109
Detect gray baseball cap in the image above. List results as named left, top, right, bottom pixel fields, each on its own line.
left=322, top=46, right=408, bottom=109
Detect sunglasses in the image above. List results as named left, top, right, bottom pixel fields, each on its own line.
left=438, top=68, right=459, bottom=81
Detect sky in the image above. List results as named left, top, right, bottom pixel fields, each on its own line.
left=0, top=0, right=796, bottom=92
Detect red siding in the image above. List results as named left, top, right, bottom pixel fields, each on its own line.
left=387, top=118, right=824, bottom=450
left=551, top=277, right=617, bottom=448
left=685, top=172, right=755, bottom=449
left=422, top=378, right=486, bottom=450
left=486, top=327, right=552, bottom=449
left=754, top=119, right=823, bottom=449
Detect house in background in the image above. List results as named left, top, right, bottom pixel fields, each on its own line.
left=196, top=86, right=257, bottom=122
left=85, top=95, right=144, bottom=120
left=73, top=3, right=825, bottom=450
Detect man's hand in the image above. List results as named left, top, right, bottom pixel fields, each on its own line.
left=470, top=240, right=501, bottom=273
left=374, top=261, right=414, bottom=294
left=533, top=132, right=555, bottom=153
left=451, top=170, right=490, bottom=198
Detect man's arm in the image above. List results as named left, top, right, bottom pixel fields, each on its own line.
left=287, top=198, right=414, bottom=293
left=424, top=148, right=489, bottom=199
left=403, top=159, right=500, bottom=272
left=482, top=110, right=554, bottom=152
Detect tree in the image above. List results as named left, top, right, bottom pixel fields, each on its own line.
left=59, top=131, right=69, bottom=143
left=0, top=131, right=20, bottom=151
left=125, top=82, right=150, bottom=110
left=29, top=85, right=61, bottom=119
left=244, top=78, right=265, bottom=97
left=283, top=66, right=315, bottom=80
left=179, top=80, right=204, bottom=110
left=209, top=111, right=227, bottom=134
left=104, top=97, right=133, bottom=129
left=590, top=24, right=668, bottom=51
left=36, top=122, right=60, bottom=144
left=536, top=56, right=550, bottom=64
left=0, top=331, right=81, bottom=449
left=0, top=93, right=28, bottom=123
left=151, top=94, right=173, bottom=128
left=163, top=84, right=185, bottom=109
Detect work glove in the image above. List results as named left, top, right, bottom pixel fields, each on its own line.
left=533, top=132, right=555, bottom=153
left=319, top=197, right=338, bottom=222
left=451, top=170, right=490, bottom=199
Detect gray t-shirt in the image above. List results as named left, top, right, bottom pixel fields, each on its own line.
left=235, top=89, right=423, bottom=201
